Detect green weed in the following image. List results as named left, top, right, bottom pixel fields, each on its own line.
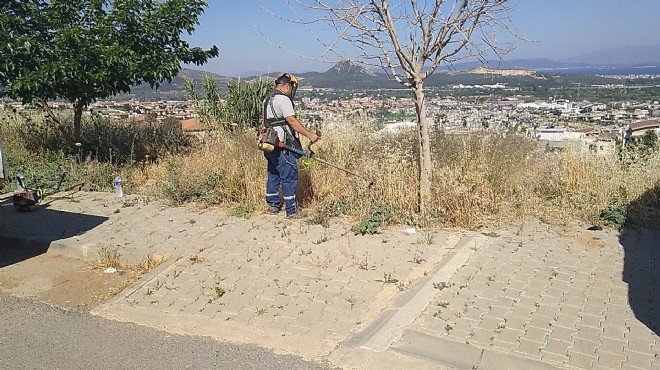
left=353, top=205, right=390, bottom=235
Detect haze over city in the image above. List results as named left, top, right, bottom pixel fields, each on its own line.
left=183, top=0, right=660, bottom=77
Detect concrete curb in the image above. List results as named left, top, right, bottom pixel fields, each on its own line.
left=91, top=255, right=183, bottom=315
left=348, top=233, right=488, bottom=352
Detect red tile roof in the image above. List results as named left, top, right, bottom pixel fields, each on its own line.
left=180, top=118, right=204, bottom=132
left=629, top=119, right=660, bottom=131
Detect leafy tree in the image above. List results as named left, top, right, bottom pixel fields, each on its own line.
left=0, top=0, right=218, bottom=144
left=271, top=0, right=520, bottom=214
left=640, top=130, right=658, bottom=150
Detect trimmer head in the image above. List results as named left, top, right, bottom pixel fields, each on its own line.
left=13, top=189, right=41, bottom=212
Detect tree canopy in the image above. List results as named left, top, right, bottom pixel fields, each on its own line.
left=0, top=0, right=219, bottom=142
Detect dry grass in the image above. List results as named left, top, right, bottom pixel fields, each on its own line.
left=130, top=123, right=660, bottom=230
left=3, top=109, right=658, bottom=230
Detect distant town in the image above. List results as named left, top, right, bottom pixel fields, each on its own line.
left=2, top=68, right=660, bottom=157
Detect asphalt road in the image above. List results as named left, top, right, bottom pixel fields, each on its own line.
left=0, top=294, right=330, bottom=370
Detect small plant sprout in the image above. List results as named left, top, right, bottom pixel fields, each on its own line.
left=396, top=281, right=410, bottom=291
left=418, top=232, right=434, bottom=244
left=345, top=295, right=357, bottom=308
left=358, top=253, right=374, bottom=270
left=433, top=281, right=450, bottom=290
left=410, top=254, right=425, bottom=264
left=313, top=232, right=330, bottom=244
left=256, top=307, right=268, bottom=315
left=189, top=253, right=204, bottom=264
left=214, top=286, right=226, bottom=299
left=376, top=272, right=398, bottom=284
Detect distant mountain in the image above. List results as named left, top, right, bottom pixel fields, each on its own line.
left=563, top=44, right=660, bottom=66
left=326, top=60, right=377, bottom=77
left=417, top=44, right=658, bottom=74
left=115, top=51, right=660, bottom=101
left=297, top=60, right=399, bottom=89
left=118, top=68, right=231, bottom=100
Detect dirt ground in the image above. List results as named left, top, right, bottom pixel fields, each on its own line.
left=0, top=251, right=143, bottom=312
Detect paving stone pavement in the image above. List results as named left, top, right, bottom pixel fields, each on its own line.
left=1, top=192, right=658, bottom=369
left=399, top=221, right=659, bottom=370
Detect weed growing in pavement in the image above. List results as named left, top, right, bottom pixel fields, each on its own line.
left=345, top=295, right=357, bottom=309
left=353, top=205, right=390, bottom=235
left=311, top=251, right=333, bottom=269
left=409, top=254, right=425, bottom=264
left=396, top=281, right=410, bottom=291
left=256, top=307, right=268, bottom=315
left=313, top=232, right=330, bottom=244
left=376, top=272, right=398, bottom=284
left=96, top=246, right=123, bottom=269
left=214, top=286, right=226, bottom=299
left=189, top=253, right=205, bottom=264
left=230, top=204, right=253, bottom=219
left=417, top=232, right=435, bottom=245
left=433, top=281, right=450, bottom=290
left=358, top=253, right=375, bottom=270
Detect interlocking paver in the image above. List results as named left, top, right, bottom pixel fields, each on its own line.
left=515, top=338, right=543, bottom=358
left=595, top=349, right=626, bottom=368
left=567, top=351, right=597, bottom=369
left=5, top=194, right=658, bottom=369
left=548, top=325, right=576, bottom=342
left=523, top=325, right=551, bottom=343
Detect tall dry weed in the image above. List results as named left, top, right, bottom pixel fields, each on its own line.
left=127, top=123, right=660, bottom=229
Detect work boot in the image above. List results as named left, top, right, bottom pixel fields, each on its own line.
left=286, top=210, right=307, bottom=219
left=268, top=206, right=280, bottom=215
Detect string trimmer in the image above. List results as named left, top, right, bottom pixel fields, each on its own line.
left=276, top=140, right=374, bottom=186
left=13, top=171, right=66, bottom=212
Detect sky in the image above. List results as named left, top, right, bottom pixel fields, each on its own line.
left=183, top=0, right=660, bottom=76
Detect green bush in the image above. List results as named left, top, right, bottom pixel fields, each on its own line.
left=600, top=204, right=627, bottom=229
left=18, top=114, right=191, bottom=165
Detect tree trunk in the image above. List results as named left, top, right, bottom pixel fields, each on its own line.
left=73, top=99, right=84, bottom=144
left=412, top=80, right=432, bottom=214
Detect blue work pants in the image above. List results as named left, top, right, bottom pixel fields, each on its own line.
left=264, top=148, right=299, bottom=216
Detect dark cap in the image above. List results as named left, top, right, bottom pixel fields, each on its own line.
left=275, top=73, right=298, bottom=85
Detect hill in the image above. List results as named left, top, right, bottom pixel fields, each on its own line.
left=115, top=59, right=656, bottom=101
left=297, top=60, right=399, bottom=89
left=117, top=69, right=231, bottom=101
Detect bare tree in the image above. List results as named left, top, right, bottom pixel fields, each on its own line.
left=268, top=0, right=520, bottom=214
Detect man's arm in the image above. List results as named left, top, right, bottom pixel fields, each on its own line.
left=285, top=115, right=319, bottom=143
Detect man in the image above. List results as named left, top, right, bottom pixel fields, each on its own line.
left=262, top=73, right=319, bottom=219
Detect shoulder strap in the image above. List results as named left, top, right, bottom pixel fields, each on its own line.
left=263, top=90, right=294, bottom=128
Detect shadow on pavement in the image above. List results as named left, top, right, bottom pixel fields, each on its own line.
left=620, top=184, right=660, bottom=336
left=0, top=197, right=108, bottom=268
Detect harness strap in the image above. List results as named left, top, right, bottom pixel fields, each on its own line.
left=262, top=90, right=294, bottom=128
